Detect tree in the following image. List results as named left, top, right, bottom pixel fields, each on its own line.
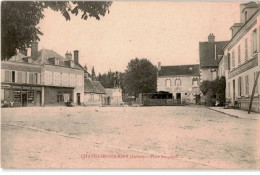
left=123, top=58, right=157, bottom=97
left=1, top=1, right=112, bottom=60
left=91, top=66, right=96, bottom=81
left=200, top=76, right=226, bottom=106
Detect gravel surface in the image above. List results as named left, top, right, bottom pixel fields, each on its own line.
left=1, top=106, right=260, bottom=169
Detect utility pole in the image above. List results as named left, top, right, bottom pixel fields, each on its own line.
left=248, top=71, right=259, bottom=114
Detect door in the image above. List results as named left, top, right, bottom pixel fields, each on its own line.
left=176, top=93, right=181, bottom=103
left=22, top=93, right=27, bottom=107
left=35, top=91, right=41, bottom=106
left=77, top=93, right=81, bottom=105
left=233, top=79, right=236, bottom=104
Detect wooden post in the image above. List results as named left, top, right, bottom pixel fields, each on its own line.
left=248, top=71, right=259, bottom=114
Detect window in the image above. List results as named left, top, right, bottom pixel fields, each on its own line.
left=69, top=74, right=76, bottom=86
left=14, top=90, right=21, bottom=102
left=228, top=82, right=231, bottom=98
left=165, top=79, right=171, bottom=87
left=64, top=93, right=70, bottom=102
left=1, top=89, right=4, bottom=101
left=62, top=73, right=68, bottom=86
left=12, top=71, right=15, bottom=83
left=57, top=93, right=63, bottom=102
left=245, top=75, right=249, bottom=96
left=44, top=71, right=53, bottom=84
left=238, top=45, right=241, bottom=65
left=54, top=58, right=60, bottom=66
left=238, top=77, right=242, bottom=97
left=245, top=11, right=248, bottom=22
left=252, top=29, right=257, bottom=54
left=175, top=78, right=181, bottom=86
left=1, top=70, right=5, bottom=82
left=192, top=78, right=198, bottom=86
left=77, top=75, right=83, bottom=86
left=53, top=72, right=61, bottom=85
left=231, top=51, right=235, bottom=69
left=245, top=38, right=248, bottom=61
left=28, top=90, right=34, bottom=103
left=254, top=72, right=259, bottom=94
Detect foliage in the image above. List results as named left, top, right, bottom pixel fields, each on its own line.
left=200, top=76, right=226, bottom=106
left=1, top=1, right=112, bottom=60
left=91, top=66, right=96, bottom=81
left=123, top=58, right=158, bottom=97
left=97, top=71, right=124, bottom=90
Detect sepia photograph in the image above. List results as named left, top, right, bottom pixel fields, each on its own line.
left=1, top=0, right=260, bottom=169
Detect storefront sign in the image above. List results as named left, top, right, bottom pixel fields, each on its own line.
left=228, top=55, right=258, bottom=79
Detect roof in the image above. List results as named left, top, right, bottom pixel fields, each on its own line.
left=8, top=52, right=40, bottom=65
left=199, top=41, right=228, bottom=68
left=92, top=81, right=106, bottom=94
left=84, top=79, right=106, bottom=94
left=37, top=49, right=82, bottom=69
left=158, top=64, right=200, bottom=76
left=224, top=7, right=260, bottom=51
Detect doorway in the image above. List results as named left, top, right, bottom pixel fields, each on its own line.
left=22, top=93, right=27, bottom=107
left=35, top=91, right=41, bottom=106
left=233, top=79, right=236, bottom=104
left=176, top=93, right=181, bottom=103
left=77, top=93, right=81, bottom=105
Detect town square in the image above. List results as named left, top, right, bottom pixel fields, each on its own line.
left=1, top=1, right=260, bottom=169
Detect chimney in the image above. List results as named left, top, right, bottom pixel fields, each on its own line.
left=158, top=62, right=161, bottom=70
left=31, top=40, right=38, bottom=60
left=240, top=3, right=247, bottom=23
left=74, top=50, right=79, bottom=65
left=20, top=49, right=27, bottom=56
left=208, top=33, right=215, bottom=42
left=65, top=51, right=72, bottom=60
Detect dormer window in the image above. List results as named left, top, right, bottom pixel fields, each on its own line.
left=55, top=58, right=59, bottom=66
left=70, top=60, right=74, bottom=68
left=245, top=11, right=247, bottom=22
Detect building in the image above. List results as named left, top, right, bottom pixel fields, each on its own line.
left=157, top=63, right=201, bottom=104
left=104, top=88, right=123, bottom=106
left=84, top=78, right=106, bottom=106
left=199, top=34, right=228, bottom=81
left=223, top=2, right=260, bottom=112
left=1, top=42, right=85, bottom=107
left=1, top=53, right=43, bottom=107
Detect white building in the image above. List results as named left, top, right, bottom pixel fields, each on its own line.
left=223, top=2, right=260, bottom=112
left=157, top=63, right=201, bottom=104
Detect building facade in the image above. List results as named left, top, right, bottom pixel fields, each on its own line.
left=199, top=34, right=228, bottom=81
left=223, top=2, right=260, bottom=112
left=1, top=42, right=85, bottom=107
left=84, top=78, right=106, bottom=106
left=157, top=64, right=201, bottom=104
left=1, top=54, right=43, bottom=107
left=104, top=88, right=123, bottom=106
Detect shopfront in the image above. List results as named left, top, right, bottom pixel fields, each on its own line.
left=44, top=86, right=74, bottom=106
left=1, top=84, right=42, bottom=107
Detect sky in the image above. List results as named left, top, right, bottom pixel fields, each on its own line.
left=37, top=1, right=243, bottom=74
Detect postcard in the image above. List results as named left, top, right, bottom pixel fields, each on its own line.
left=1, top=0, right=260, bottom=169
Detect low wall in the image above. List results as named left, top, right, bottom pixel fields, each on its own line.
left=238, top=96, right=260, bottom=113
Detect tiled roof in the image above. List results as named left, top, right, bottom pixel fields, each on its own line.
left=158, top=64, right=200, bottom=76
left=92, top=81, right=106, bottom=94
left=199, top=41, right=228, bottom=68
left=8, top=52, right=40, bottom=65
left=37, top=49, right=82, bottom=69
left=84, top=79, right=106, bottom=94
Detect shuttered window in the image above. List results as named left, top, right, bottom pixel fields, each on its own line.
left=1, top=70, right=5, bottom=82
left=5, top=70, right=11, bottom=82
left=17, top=71, right=23, bottom=83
